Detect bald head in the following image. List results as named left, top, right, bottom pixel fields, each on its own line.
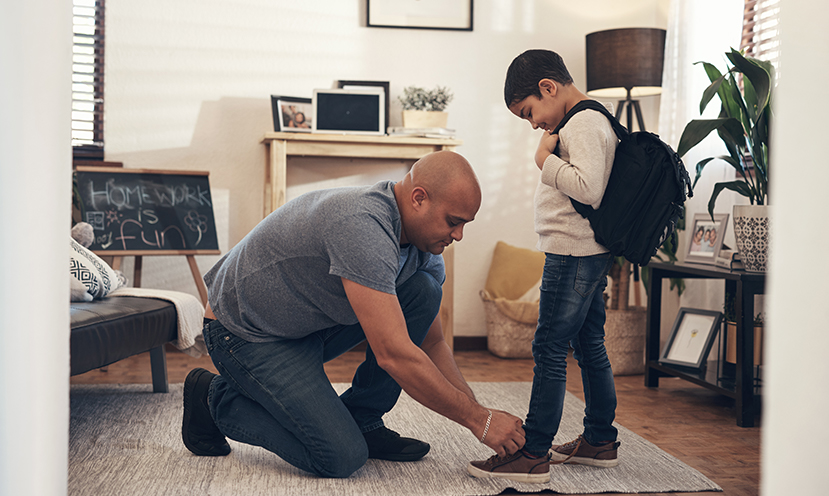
left=394, top=151, right=481, bottom=254
left=407, top=150, right=481, bottom=205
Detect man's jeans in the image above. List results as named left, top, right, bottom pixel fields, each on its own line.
left=203, top=271, right=442, bottom=478
left=523, top=252, right=618, bottom=455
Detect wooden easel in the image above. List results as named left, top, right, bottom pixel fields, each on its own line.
left=108, top=251, right=213, bottom=306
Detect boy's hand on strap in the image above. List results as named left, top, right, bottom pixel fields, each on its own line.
left=535, top=132, right=559, bottom=170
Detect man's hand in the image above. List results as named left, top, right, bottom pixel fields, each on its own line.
left=535, top=131, right=559, bottom=170
left=476, top=409, right=526, bottom=457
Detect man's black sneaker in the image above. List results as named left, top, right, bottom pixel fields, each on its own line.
left=363, top=426, right=430, bottom=461
left=182, top=368, right=231, bottom=456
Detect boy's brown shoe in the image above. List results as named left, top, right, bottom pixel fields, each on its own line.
left=550, top=434, right=619, bottom=467
left=468, top=451, right=551, bottom=483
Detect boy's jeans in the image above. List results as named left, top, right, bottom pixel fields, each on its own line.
left=203, top=270, right=441, bottom=478
left=524, top=252, right=618, bottom=455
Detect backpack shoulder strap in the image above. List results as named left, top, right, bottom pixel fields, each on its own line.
left=554, top=100, right=628, bottom=220
left=551, top=100, right=629, bottom=140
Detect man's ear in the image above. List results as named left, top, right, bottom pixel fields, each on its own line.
left=538, top=79, right=558, bottom=97
left=411, top=186, right=428, bottom=210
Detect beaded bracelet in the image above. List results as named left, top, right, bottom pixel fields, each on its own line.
left=480, top=409, right=493, bottom=443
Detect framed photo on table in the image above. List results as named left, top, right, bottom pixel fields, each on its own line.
left=367, top=0, right=474, bottom=31
left=686, top=213, right=729, bottom=265
left=659, top=308, right=723, bottom=370
left=337, top=80, right=390, bottom=135
left=271, top=96, right=312, bottom=133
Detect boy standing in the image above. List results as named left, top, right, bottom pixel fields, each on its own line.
left=469, top=49, right=620, bottom=483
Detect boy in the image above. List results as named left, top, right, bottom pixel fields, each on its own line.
left=468, top=49, right=620, bottom=483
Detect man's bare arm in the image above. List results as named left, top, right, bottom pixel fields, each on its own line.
left=419, top=316, right=476, bottom=401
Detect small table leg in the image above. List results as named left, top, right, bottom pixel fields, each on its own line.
left=644, top=270, right=663, bottom=388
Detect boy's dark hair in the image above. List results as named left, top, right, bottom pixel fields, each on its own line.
left=504, top=49, right=573, bottom=107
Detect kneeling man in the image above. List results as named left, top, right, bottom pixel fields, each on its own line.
left=182, top=151, right=525, bottom=477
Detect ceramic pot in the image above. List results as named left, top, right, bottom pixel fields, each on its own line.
left=732, top=204, right=770, bottom=272
left=402, top=110, right=448, bottom=129
left=724, top=321, right=763, bottom=365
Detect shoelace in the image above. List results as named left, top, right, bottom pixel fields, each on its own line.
left=482, top=451, right=520, bottom=467
left=551, top=435, right=582, bottom=465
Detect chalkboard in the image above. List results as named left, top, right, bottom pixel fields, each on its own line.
left=73, top=167, right=220, bottom=255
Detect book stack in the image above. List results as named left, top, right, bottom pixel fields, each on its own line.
left=715, top=249, right=744, bottom=270
left=387, top=126, right=456, bottom=139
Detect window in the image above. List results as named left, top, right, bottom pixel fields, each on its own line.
left=741, top=0, right=780, bottom=72
left=72, top=0, right=105, bottom=160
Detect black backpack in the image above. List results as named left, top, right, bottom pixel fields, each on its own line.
left=552, top=100, right=693, bottom=266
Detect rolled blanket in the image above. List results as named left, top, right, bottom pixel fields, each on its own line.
left=109, top=287, right=207, bottom=357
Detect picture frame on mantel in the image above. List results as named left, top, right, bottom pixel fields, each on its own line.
left=337, top=80, right=390, bottom=134
left=271, top=96, right=312, bottom=133
left=367, top=0, right=473, bottom=31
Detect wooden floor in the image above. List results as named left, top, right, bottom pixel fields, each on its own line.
left=72, top=345, right=760, bottom=495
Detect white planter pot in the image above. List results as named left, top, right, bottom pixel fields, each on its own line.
left=402, top=110, right=448, bottom=129
left=732, top=204, right=770, bottom=272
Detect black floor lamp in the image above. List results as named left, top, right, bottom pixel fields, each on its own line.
left=585, top=28, right=666, bottom=132
left=585, top=27, right=667, bottom=304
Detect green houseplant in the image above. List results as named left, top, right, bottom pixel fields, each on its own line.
left=676, top=48, right=774, bottom=271
left=398, top=86, right=454, bottom=128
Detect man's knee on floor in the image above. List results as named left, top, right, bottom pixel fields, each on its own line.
left=312, top=439, right=369, bottom=478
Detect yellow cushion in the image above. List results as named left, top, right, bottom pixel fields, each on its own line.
left=483, top=241, right=545, bottom=300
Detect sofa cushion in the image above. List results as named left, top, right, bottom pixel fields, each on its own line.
left=70, top=296, right=178, bottom=376
left=483, top=241, right=545, bottom=300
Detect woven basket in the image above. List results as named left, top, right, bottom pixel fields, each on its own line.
left=482, top=297, right=536, bottom=358
left=604, top=307, right=647, bottom=376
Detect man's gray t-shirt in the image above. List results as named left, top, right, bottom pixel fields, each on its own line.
left=204, top=180, right=445, bottom=342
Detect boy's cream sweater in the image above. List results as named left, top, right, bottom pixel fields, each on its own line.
left=535, top=106, right=617, bottom=256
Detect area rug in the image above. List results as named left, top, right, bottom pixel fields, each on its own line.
left=69, top=382, right=721, bottom=495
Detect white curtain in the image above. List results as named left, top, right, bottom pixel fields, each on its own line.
left=657, top=0, right=744, bottom=312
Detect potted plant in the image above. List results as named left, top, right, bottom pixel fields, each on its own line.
left=676, top=48, right=774, bottom=272
left=398, top=85, right=453, bottom=129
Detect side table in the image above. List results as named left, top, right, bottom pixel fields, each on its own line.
left=645, top=262, right=766, bottom=427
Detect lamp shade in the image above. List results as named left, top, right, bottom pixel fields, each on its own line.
left=586, top=28, right=666, bottom=98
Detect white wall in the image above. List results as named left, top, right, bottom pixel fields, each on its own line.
left=0, top=1, right=71, bottom=494
left=762, top=3, right=829, bottom=494
left=104, top=0, right=670, bottom=337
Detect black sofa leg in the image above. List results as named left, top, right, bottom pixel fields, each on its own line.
left=149, top=345, right=169, bottom=393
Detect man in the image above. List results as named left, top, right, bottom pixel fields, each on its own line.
left=182, top=151, right=526, bottom=478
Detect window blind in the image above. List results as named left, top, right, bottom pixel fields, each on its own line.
left=72, top=0, right=105, bottom=160
left=741, top=0, right=780, bottom=71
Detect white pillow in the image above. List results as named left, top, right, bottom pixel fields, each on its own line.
left=516, top=276, right=542, bottom=302
left=69, top=238, right=124, bottom=299
left=70, top=273, right=94, bottom=302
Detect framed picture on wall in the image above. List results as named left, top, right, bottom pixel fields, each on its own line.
left=659, top=308, right=723, bottom=371
left=685, top=213, right=729, bottom=265
left=367, top=0, right=474, bottom=31
left=271, top=96, right=312, bottom=133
